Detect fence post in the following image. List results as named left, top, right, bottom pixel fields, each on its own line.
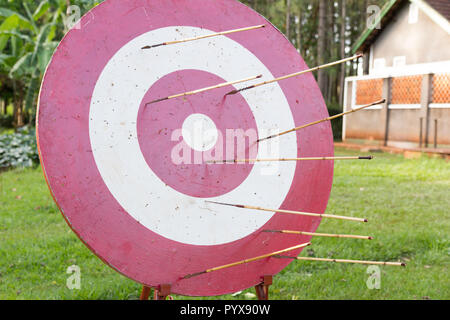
left=420, top=73, right=432, bottom=148
left=341, top=79, right=351, bottom=141
left=381, top=77, right=391, bottom=146
left=434, top=119, right=438, bottom=149
left=419, top=117, right=423, bottom=148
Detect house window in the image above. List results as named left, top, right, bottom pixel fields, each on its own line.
left=373, top=58, right=385, bottom=70
left=409, top=3, right=419, bottom=24
left=393, top=56, right=406, bottom=67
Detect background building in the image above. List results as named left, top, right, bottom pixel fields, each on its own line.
left=343, top=0, right=450, bottom=149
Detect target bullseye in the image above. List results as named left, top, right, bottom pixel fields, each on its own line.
left=181, top=114, right=218, bottom=152
left=37, top=0, right=334, bottom=296
left=137, top=68, right=260, bottom=200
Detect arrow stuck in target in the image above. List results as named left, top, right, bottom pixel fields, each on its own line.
left=258, top=99, right=386, bottom=142
left=206, top=156, right=374, bottom=164
left=226, top=54, right=364, bottom=95
left=145, top=74, right=262, bottom=105
left=183, top=242, right=310, bottom=279
left=263, top=229, right=373, bottom=240
left=205, top=201, right=368, bottom=223
left=275, top=255, right=406, bottom=267
left=141, top=24, right=266, bottom=49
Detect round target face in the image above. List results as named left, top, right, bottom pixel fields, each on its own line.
left=37, top=0, right=333, bottom=296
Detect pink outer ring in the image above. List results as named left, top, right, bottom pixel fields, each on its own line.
left=37, top=0, right=334, bottom=296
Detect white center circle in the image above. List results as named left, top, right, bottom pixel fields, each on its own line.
left=181, top=113, right=218, bottom=152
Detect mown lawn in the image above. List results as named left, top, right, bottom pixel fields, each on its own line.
left=0, top=147, right=449, bottom=300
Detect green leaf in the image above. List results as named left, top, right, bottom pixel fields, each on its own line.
left=0, top=8, right=33, bottom=29
left=10, top=32, right=24, bottom=57
left=22, top=2, right=38, bottom=34
left=9, top=52, right=32, bottom=77
left=0, top=14, right=20, bottom=52
left=0, top=30, right=32, bottom=42
left=33, top=1, right=50, bottom=21
left=48, top=8, right=63, bottom=41
left=31, top=23, right=53, bottom=66
left=24, top=76, right=39, bottom=113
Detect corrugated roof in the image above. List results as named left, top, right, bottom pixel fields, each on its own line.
left=426, top=0, right=450, bottom=21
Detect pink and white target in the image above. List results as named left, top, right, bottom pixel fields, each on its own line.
left=37, top=0, right=333, bottom=296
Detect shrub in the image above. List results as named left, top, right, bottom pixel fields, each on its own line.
left=0, top=126, right=39, bottom=169
left=0, top=114, right=14, bottom=128
left=327, top=101, right=343, bottom=141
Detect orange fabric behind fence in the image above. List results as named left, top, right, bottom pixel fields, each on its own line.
left=390, top=75, right=422, bottom=104
left=355, top=79, right=383, bottom=105
left=432, top=73, right=450, bottom=104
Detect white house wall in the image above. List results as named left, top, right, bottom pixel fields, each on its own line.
left=371, top=2, right=450, bottom=71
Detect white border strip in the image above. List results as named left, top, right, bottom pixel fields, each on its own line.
left=346, top=60, right=450, bottom=81
left=354, top=104, right=383, bottom=110
left=429, top=103, right=450, bottom=109
left=388, top=104, right=421, bottom=109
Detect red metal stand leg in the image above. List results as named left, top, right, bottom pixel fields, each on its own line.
left=255, top=275, right=273, bottom=300
left=153, top=284, right=172, bottom=300
left=140, top=286, right=151, bottom=300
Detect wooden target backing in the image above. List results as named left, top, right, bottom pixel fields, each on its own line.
left=37, top=0, right=334, bottom=296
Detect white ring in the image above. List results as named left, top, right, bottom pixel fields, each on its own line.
left=89, top=26, right=297, bottom=245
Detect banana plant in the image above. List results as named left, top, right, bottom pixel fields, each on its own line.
left=0, top=0, right=64, bottom=126
left=0, top=0, right=107, bottom=127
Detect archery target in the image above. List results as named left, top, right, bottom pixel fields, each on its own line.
left=37, top=0, right=334, bottom=296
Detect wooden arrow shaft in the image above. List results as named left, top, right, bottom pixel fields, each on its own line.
left=183, top=242, right=310, bottom=279
left=208, top=156, right=373, bottom=163
left=258, top=99, right=386, bottom=142
left=227, top=54, right=363, bottom=95
left=265, top=230, right=372, bottom=240
left=146, top=74, right=262, bottom=105
left=142, top=24, right=265, bottom=49
left=206, top=201, right=367, bottom=223
left=277, top=255, right=405, bottom=267
left=246, top=204, right=367, bottom=223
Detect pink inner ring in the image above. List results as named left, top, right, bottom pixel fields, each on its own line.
left=137, top=69, right=258, bottom=198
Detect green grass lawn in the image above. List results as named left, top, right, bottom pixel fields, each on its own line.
left=0, top=147, right=449, bottom=300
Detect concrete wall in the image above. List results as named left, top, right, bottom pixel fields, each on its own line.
left=387, top=109, right=423, bottom=142
left=343, top=75, right=450, bottom=147
left=371, top=3, right=450, bottom=70
left=429, top=108, right=450, bottom=145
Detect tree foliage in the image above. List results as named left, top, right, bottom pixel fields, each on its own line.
left=241, top=0, right=388, bottom=104
left=0, top=0, right=102, bottom=127
left=0, top=0, right=388, bottom=130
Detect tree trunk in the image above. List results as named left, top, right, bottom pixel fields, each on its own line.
left=285, top=0, right=291, bottom=39
left=327, top=1, right=335, bottom=102
left=317, top=0, right=327, bottom=95
left=339, top=0, right=347, bottom=106
left=13, top=98, right=24, bottom=128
